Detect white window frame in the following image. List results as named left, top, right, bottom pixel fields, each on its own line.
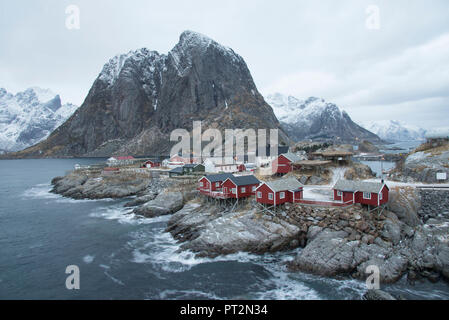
left=268, top=193, right=273, bottom=200
left=379, top=192, right=383, bottom=200
left=337, top=191, right=342, bottom=197
left=363, top=192, right=371, bottom=200
left=232, top=188, right=237, bottom=194
left=241, top=187, right=246, bottom=193
left=252, top=186, right=256, bottom=192
left=280, top=192, right=285, bottom=199
left=200, top=182, right=203, bottom=187
left=257, top=192, right=262, bottom=198
left=216, top=182, right=219, bottom=187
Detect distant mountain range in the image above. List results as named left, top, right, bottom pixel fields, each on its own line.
left=361, top=120, right=427, bottom=142
left=265, top=93, right=382, bottom=144
left=0, top=87, right=78, bottom=153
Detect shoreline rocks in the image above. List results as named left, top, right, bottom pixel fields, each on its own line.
left=50, top=169, right=173, bottom=200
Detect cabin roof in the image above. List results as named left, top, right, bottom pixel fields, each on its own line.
left=263, top=177, right=303, bottom=193
left=184, top=163, right=203, bottom=168
left=295, top=160, right=332, bottom=166
left=204, top=173, right=234, bottom=183
left=280, top=153, right=303, bottom=163
left=170, top=167, right=183, bottom=173
left=226, top=175, right=260, bottom=187
left=333, top=179, right=386, bottom=193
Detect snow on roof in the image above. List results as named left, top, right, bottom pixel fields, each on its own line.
left=333, top=179, right=386, bottom=193
left=280, top=152, right=303, bottom=162
left=263, top=177, right=303, bottom=193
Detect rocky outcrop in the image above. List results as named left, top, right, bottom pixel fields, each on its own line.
left=166, top=202, right=304, bottom=257
left=388, top=187, right=422, bottom=227
left=394, top=143, right=449, bottom=183
left=133, top=191, right=184, bottom=218
left=51, top=170, right=173, bottom=200
left=11, top=31, right=288, bottom=158
left=343, top=163, right=376, bottom=180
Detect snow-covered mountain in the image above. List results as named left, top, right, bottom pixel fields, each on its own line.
left=361, top=120, right=426, bottom=142
left=0, top=87, right=78, bottom=152
left=265, top=93, right=382, bottom=143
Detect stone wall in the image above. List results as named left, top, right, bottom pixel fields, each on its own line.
left=417, top=190, right=449, bottom=222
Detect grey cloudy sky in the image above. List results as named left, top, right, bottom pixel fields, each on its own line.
left=1, top=0, right=448, bottom=129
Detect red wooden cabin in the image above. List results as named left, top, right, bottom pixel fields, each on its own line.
left=272, top=153, right=303, bottom=174
left=333, top=179, right=389, bottom=207
left=198, top=173, right=234, bottom=196
left=222, top=175, right=260, bottom=199
left=256, top=177, right=303, bottom=206
left=142, top=160, right=161, bottom=168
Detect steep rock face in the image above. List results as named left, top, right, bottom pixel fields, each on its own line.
left=12, top=31, right=287, bottom=158
left=266, top=93, right=382, bottom=144
left=0, top=87, right=77, bottom=152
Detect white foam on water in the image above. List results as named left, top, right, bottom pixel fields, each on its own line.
left=22, top=183, right=60, bottom=200
left=83, top=255, right=95, bottom=264
left=23, top=183, right=116, bottom=204
left=89, top=204, right=173, bottom=226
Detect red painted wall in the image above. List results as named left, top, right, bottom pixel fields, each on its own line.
left=272, top=155, right=292, bottom=174
left=222, top=180, right=259, bottom=198
left=333, top=185, right=389, bottom=206
left=256, top=183, right=293, bottom=205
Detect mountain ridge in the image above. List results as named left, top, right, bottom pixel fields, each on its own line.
left=8, top=31, right=288, bottom=158
left=0, top=87, right=78, bottom=152
left=265, top=93, right=382, bottom=144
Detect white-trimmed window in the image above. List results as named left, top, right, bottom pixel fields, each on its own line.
left=379, top=192, right=383, bottom=200
left=337, top=191, right=342, bottom=197
left=216, top=182, right=219, bottom=187
left=363, top=192, right=371, bottom=200
left=257, top=192, right=262, bottom=198
left=252, top=186, right=256, bottom=192
left=280, top=192, right=285, bottom=199
left=200, top=182, right=203, bottom=187
left=232, top=188, right=236, bottom=194
left=268, top=193, right=273, bottom=200
left=241, top=187, right=246, bottom=193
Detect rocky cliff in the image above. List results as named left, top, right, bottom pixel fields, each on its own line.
left=10, top=31, right=288, bottom=158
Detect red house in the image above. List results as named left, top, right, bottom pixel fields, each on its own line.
left=222, top=175, right=260, bottom=199
left=256, top=177, right=303, bottom=206
left=272, top=153, right=303, bottom=174
left=198, top=173, right=235, bottom=196
left=142, top=160, right=160, bottom=168
left=238, top=163, right=256, bottom=172
left=333, top=179, right=389, bottom=207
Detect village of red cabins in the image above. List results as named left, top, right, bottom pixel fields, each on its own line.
left=198, top=172, right=389, bottom=210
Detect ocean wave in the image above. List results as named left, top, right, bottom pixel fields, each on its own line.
left=89, top=205, right=173, bottom=226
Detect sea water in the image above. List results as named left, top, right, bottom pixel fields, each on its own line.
left=0, top=159, right=448, bottom=300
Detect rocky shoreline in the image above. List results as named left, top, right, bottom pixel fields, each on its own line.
left=50, top=168, right=449, bottom=290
